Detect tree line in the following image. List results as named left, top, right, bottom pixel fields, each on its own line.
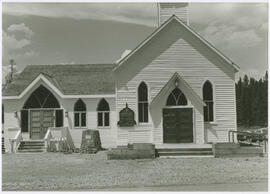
left=235, top=71, right=268, bottom=127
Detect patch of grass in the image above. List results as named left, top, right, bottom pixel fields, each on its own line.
left=2, top=151, right=268, bottom=191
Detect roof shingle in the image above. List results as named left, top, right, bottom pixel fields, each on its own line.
left=3, top=64, right=116, bottom=96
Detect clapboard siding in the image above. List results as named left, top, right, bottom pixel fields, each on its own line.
left=116, top=18, right=236, bottom=145
left=159, top=3, right=189, bottom=25
left=3, top=84, right=118, bottom=149
left=67, top=110, right=117, bottom=148
left=117, top=128, right=129, bottom=145
left=60, top=98, right=117, bottom=148
left=128, top=130, right=152, bottom=143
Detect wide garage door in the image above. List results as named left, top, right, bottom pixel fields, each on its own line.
left=163, top=108, right=193, bottom=143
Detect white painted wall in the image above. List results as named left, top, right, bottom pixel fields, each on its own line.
left=115, top=19, right=236, bottom=146
left=62, top=97, right=117, bottom=148
left=2, top=79, right=117, bottom=150
left=3, top=20, right=237, bottom=149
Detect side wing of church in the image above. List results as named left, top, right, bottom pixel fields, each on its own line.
left=2, top=3, right=239, bottom=152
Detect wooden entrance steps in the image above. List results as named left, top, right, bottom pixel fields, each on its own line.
left=156, top=148, right=213, bottom=157
left=17, top=140, right=46, bottom=153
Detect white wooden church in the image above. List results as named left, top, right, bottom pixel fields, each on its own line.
left=2, top=3, right=239, bottom=152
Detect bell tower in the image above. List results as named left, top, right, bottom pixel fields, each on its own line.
left=158, top=3, right=189, bottom=26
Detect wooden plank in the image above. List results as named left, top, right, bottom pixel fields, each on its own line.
left=30, top=110, right=54, bottom=140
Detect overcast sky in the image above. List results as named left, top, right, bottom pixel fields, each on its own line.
left=2, top=2, right=268, bottom=81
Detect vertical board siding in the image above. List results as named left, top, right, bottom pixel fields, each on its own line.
left=116, top=24, right=236, bottom=145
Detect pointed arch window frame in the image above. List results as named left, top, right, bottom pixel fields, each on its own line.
left=202, top=80, right=214, bottom=122
left=74, top=99, right=87, bottom=128
left=97, top=98, right=110, bottom=127
left=138, top=81, right=149, bottom=123
left=23, top=85, right=60, bottom=109
left=166, top=87, right=188, bottom=106
left=21, top=85, right=63, bottom=132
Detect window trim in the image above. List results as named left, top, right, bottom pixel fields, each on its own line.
left=202, top=80, right=215, bottom=123
left=97, top=111, right=110, bottom=128
left=137, top=81, right=149, bottom=124
left=166, top=87, right=188, bottom=106
left=74, top=99, right=87, bottom=128
left=23, top=85, right=60, bottom=109
left=74, top=111, right=87, bottom=128
left=97, top=98, right=110, bottom=128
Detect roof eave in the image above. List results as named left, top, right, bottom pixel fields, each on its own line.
left=113, top=15, right=177, bottom=72
left=151, top=72, right=206, bottom=108
left=113, top=15, right=240, bottom=73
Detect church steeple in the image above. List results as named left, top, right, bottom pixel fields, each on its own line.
left=158, top=3, right=189, bottom=26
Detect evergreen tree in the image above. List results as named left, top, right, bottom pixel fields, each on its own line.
left=235, top=71, right=268, bottom=127
left=242, top=75, right=250, bottom=126
left=262, top=71, right=268, bottom=126
left=249, top=77, right=257, bottom=126
left=236, top=77, right=243, bottom=125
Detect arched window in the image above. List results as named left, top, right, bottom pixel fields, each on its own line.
left=23, top=85, right=60, bottom=109
left=97, top=98, right=110, bottom=127
left=138, top=82, right=148, bottom=123
left=203, top=81, right=214, bottom=122
left=74, top=99, right=86, bottom=127
left=21, top=85, right=63, bottom=132
left=166, top=88, right=187, bottom=106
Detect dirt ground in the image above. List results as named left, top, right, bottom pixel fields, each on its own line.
left=2, top=151, right=268, bottom=191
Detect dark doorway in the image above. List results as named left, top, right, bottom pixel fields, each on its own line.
left=163, top=108, right=193, bottom=143
left=21, top=85, right=62, bottom=139
left=30, top=110, right=54, bottom=139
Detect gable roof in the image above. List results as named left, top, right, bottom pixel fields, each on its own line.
left=113, top=15, right=240, bottom=72
left=3, top=64, right=116, bottom=98
left=151, top=72, right=205, bottom=108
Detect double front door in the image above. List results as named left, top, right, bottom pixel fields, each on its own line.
left=30, top=110, right=54, bottom=140
left=163, top=108, right=193, bottom=143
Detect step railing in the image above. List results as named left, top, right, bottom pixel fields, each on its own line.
left=61, top=127, right=75, bottom=151
left=10, top=129, right=23, bottom=153
left=228, top=130, right=268, bottom=153
left=44, top=127, right=75, bottom=152
left=44, top=128, right=54, bottom=151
